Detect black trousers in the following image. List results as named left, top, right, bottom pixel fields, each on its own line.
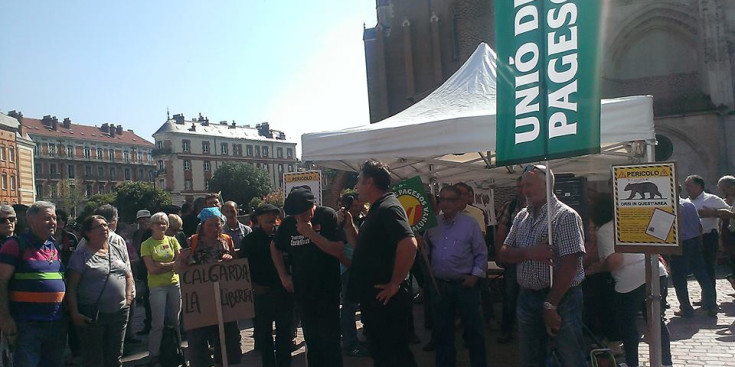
left=297, top=291, right=343, bottom=367
left=360, top=288, right=418, bottom=367
left=702, top=231, right=719, bottom=298
left=254, top=287, right=294, bottom=367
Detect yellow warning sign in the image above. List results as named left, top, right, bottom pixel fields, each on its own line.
left=612, top=162, right=680, bottom=254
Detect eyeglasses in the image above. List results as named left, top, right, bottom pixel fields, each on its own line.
left=438, top=197, right=460, bottom=203
left=0, top=217, right=16, bottom=224
left=523, top=164, right=547, bottom=176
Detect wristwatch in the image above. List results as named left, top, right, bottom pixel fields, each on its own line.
left=543, top=301, right=557, bottom=311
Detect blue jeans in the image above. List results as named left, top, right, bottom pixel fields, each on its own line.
left=517, top=286, right=586, bottom=367
left=340, top=271, right=360, bottom=350
left=615, top=278, right=672, bottom=366
left=432, top=279, right=487, bottom=367
left=501, top=264, right=519, bottom=335
left=186, top=322, right=242, bottom=367
left=671, top=237, right=717, bottom=311
left=14, top=319, right=67, bottom=367
left=76, top=307, right=129, bottom=367
left=148, top=284, right=181, bottom=357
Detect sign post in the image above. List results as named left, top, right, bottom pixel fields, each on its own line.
left=612, top=162, right=681, bottom=366
left=284, top=170, right=323, bottom=206
left=212, top=282, right=229, bottom=367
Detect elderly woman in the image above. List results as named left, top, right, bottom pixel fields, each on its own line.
left=717, top=175, right=735, bottom=289
left=166, top=213, right=188, bottom=249
left=141, top=212, right=182, bottom=367
left=0, top=204, right=16, bottom=245
left=176, top=207, right=241, bottom=367
left=67, top=215, right=134, bottom=367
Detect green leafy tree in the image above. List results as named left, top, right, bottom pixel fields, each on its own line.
left=114, top=181, right=172, bottom=223
left=56, top=179, right=86, bottom=217
left=209, top=162, right=272, bottom=211
left=76, top=193, right=116, bottom=223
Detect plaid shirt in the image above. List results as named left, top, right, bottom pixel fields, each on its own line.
left=505, top=195, right=585, bottom=290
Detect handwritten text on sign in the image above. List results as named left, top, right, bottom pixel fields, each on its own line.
left=180, top=258, right=255, bottom=330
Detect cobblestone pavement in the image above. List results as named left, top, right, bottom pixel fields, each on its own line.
left=116, top=271, right=735, bottom=367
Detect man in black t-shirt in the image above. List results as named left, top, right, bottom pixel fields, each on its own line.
left=271, top=188, right=346, bottom=367
left=241, top=204, right=293, bottom=367
left=343, top=160, right=418, bottom=367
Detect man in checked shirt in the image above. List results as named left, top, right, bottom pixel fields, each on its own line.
left=497, top=165, right=587, bottom=367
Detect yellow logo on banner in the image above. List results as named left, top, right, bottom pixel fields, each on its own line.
left=397, top=194, right=423, bottom=227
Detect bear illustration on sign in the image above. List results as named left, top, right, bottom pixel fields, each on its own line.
left=624, top=181, right=663, bottom=200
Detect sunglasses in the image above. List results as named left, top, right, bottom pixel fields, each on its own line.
left=0, top=217, right=16, bottom=224
left=523, top=164, right=547, bottom=175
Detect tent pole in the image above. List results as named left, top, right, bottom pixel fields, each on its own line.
left=545, top=160, right=554, bottom=287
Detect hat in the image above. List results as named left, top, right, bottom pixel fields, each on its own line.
left=283, top=188, right=315, bottom=215
left=198, top=207, right=224, bottom=222
left=253, top=204, right=281, bottom=217
left=136, top=209, right=151, bottom=220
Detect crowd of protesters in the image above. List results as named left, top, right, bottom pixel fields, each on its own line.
left=1, top=162, right=735, bottom=367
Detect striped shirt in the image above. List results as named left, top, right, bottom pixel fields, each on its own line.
left=0, top=232, right=66, bottom=321
left=504, top=195, right=585, bottom=290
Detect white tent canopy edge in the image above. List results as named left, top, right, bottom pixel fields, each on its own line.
left=301, top=43, right=655, bottom=187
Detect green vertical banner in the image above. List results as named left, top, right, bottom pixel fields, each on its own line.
left=495, top=0, right=602, bottom=166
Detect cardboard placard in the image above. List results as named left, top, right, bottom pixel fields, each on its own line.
left=612, top=162, right=681, bottom=255
left=180, top=258, right=255, bottom=330
left=284, top=170, right=322, bottom=206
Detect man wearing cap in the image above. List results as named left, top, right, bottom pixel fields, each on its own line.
left=342, top=160, right=418, bottom=367
left=242, top=204, right=293, bottom=367
left=271, top=188, right=346, bottom=367
left=132, top=209, right=153, bottom=335
left=498, top=165, right=587, bottom=367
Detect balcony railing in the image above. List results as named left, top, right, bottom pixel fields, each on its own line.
left=152, top=148, right=172, bottom=156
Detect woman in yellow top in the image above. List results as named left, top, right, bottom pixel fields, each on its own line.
left=176, top=207, right=240, bottom=367
left=141, top=212, right=181, bottom=367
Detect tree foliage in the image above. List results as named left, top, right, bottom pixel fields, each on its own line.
left=209, top=162, right=272, bottom=211
left=76, top=193, right=116, bottom=223
left=113, top=181, right=172, bottom=223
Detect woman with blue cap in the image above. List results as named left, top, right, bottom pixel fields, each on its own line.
left=176, top=207, right=241, bottom=366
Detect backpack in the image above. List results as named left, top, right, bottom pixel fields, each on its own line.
left=159, top=325, right=185, bottom=367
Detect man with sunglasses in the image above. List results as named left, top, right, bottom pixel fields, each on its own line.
left=498, top=165, right=587, bottom=367
left=0, top=205, right=16, bottom=246
left=424, top=186, right=487, bottom=367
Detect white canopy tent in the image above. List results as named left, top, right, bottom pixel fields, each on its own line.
left=302, top=43, right=655, bottom=187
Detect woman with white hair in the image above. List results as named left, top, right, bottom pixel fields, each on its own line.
left=141, top=212, right=181, bottom=367
left=176, top=207, right=240, bottom=367
left=717, top=175, right=735, bottom=289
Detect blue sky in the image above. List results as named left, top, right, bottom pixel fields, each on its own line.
left=0, top=1, right=376, bottom=156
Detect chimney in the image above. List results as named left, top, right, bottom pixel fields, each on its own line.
left=229, top=121, right=236, bottom=129
left=173, top=114, right=185, bottom=124
left=42, top=115, right=53, bottom=126
left=62, top=117, right=71, bottom=129
left=100, top=123, right=110, bottom=133
left=278, top=131, right=286, bottom=140
left=51, top=116, right=59, bottom=131
left=256, top=122, right=271, bottom=138
left=7, top=110, right=23, bottom=123
left=110, top=127, right=116, bottom=138
left=116, top=125, right=123, bottom=135
left=189, top=123, right=196, bottom=132
left=219, top=121, right=228, bottom=125
left=198, top=113, right=205, bottom=122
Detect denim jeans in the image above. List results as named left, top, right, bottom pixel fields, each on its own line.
left=615, top=278, right=672, bottom=366
left=14, top=319, right=67, bottom=367
left=670, top=237, right=717, bottom=311
left=517, top=286, right=586, bottom=367
left=148, top=284, right=181, bottom=357
left=298, top=291, right=343, bottom=367
left=76, top=307, right=129, bottom=367
left=432, top=279, right=487, bottom=367
left=340, top=271, right=360, bottom=350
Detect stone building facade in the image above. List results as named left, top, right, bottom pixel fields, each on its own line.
left=363, top=0, right=735, bottom=190
left=12, top=113, right=155, bottom=215
left=0, top=112, right=31, bottom=205
left=152, top=114, right=297, bottom=204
